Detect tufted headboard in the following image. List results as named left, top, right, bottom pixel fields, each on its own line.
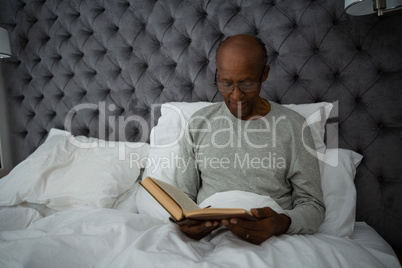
left=0, top=0, right=401, bottom=250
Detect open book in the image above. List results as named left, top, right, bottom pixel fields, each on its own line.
left=140, top=177, right=255, bottom=222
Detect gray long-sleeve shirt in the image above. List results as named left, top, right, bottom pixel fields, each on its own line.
left=174, top=101, right=325, bottom=235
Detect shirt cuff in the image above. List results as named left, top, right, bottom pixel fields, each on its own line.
left=281, top=210, right=308, bottom=235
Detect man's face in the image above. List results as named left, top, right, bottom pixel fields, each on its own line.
left=216, top=49, right=265, bottom=120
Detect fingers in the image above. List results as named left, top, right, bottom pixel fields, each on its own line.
left=222, top=219, right=266, bottom=245
left=221, top=207, right=281, bottom=245
left=250, top=207, right=278, bottom=219
left=178, top=220, right=220, bottom=240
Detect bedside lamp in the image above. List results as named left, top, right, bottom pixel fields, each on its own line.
left=345, top=0, right=402, bottom=16
left=0, top=27, right=11, bottom=58
left=0, top=27, right=11, bottom=174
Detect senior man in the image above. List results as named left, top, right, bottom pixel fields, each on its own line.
left=174, top=34, right=325, bottom=245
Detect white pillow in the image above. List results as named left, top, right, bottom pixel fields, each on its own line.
left=137, top=101, right=332, bottom=219
left=0, top=128, right=150, bottom=210
left=318, top=148, right=362, bottom=237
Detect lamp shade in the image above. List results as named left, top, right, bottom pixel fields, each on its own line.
left=0, top=134, right=3, bottom=170
left=0, top=27, right=11, bottom=58
left=345, top=0, right=402, bottom=15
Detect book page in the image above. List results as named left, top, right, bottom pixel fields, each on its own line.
left=151, top=178, right=200, bottom=213
left=185, top=208, right=255, bottom=221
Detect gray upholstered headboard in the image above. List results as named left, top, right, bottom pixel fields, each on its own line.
left=0, top=0, right=401, bottom=250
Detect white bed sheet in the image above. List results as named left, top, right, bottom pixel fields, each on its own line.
left=0, top=206, right=400, bottom=268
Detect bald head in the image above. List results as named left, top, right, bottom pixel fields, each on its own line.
left=216, top=34, right=267, bottom=69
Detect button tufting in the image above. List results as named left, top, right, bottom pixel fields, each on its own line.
left=39, top=131, right=48, bottom=140
left=356, top=45, right=362, bottom=51
left=355, top=97, right=361, bottom=103
left=334, top=72, right=340, bottom=79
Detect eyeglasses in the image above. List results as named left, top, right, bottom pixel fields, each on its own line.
left=214, top=68, right=265, bottom=94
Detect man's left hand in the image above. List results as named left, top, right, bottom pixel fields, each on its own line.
left=221, top=206, right=291, bottom=245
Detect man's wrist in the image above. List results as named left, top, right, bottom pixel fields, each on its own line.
left=277, top=214, right=291, bottom=235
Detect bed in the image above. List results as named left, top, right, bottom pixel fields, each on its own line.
left=0, top=0, right=401, bottom=267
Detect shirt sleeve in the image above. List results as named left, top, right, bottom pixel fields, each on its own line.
left=173, top=126, right=200, bottom=202
left=281, top=125, right=326, bottom=235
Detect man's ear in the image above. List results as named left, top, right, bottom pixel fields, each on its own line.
left=262, top=65, right=270, bottom=82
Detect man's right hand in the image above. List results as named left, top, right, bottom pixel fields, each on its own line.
left=177, top=219, right=221, bottom=240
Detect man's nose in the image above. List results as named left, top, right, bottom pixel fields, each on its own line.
left=231, top=85, right=244, bottom=100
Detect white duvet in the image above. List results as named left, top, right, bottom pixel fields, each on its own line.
left=0, top=129, right=400, bottom=267
left=0, top=205, right=400, bottom=268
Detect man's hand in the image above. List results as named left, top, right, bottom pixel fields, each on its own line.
left=221, top=207, right=291, bottom=245
left=177, top=219, right=221, bottom=240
